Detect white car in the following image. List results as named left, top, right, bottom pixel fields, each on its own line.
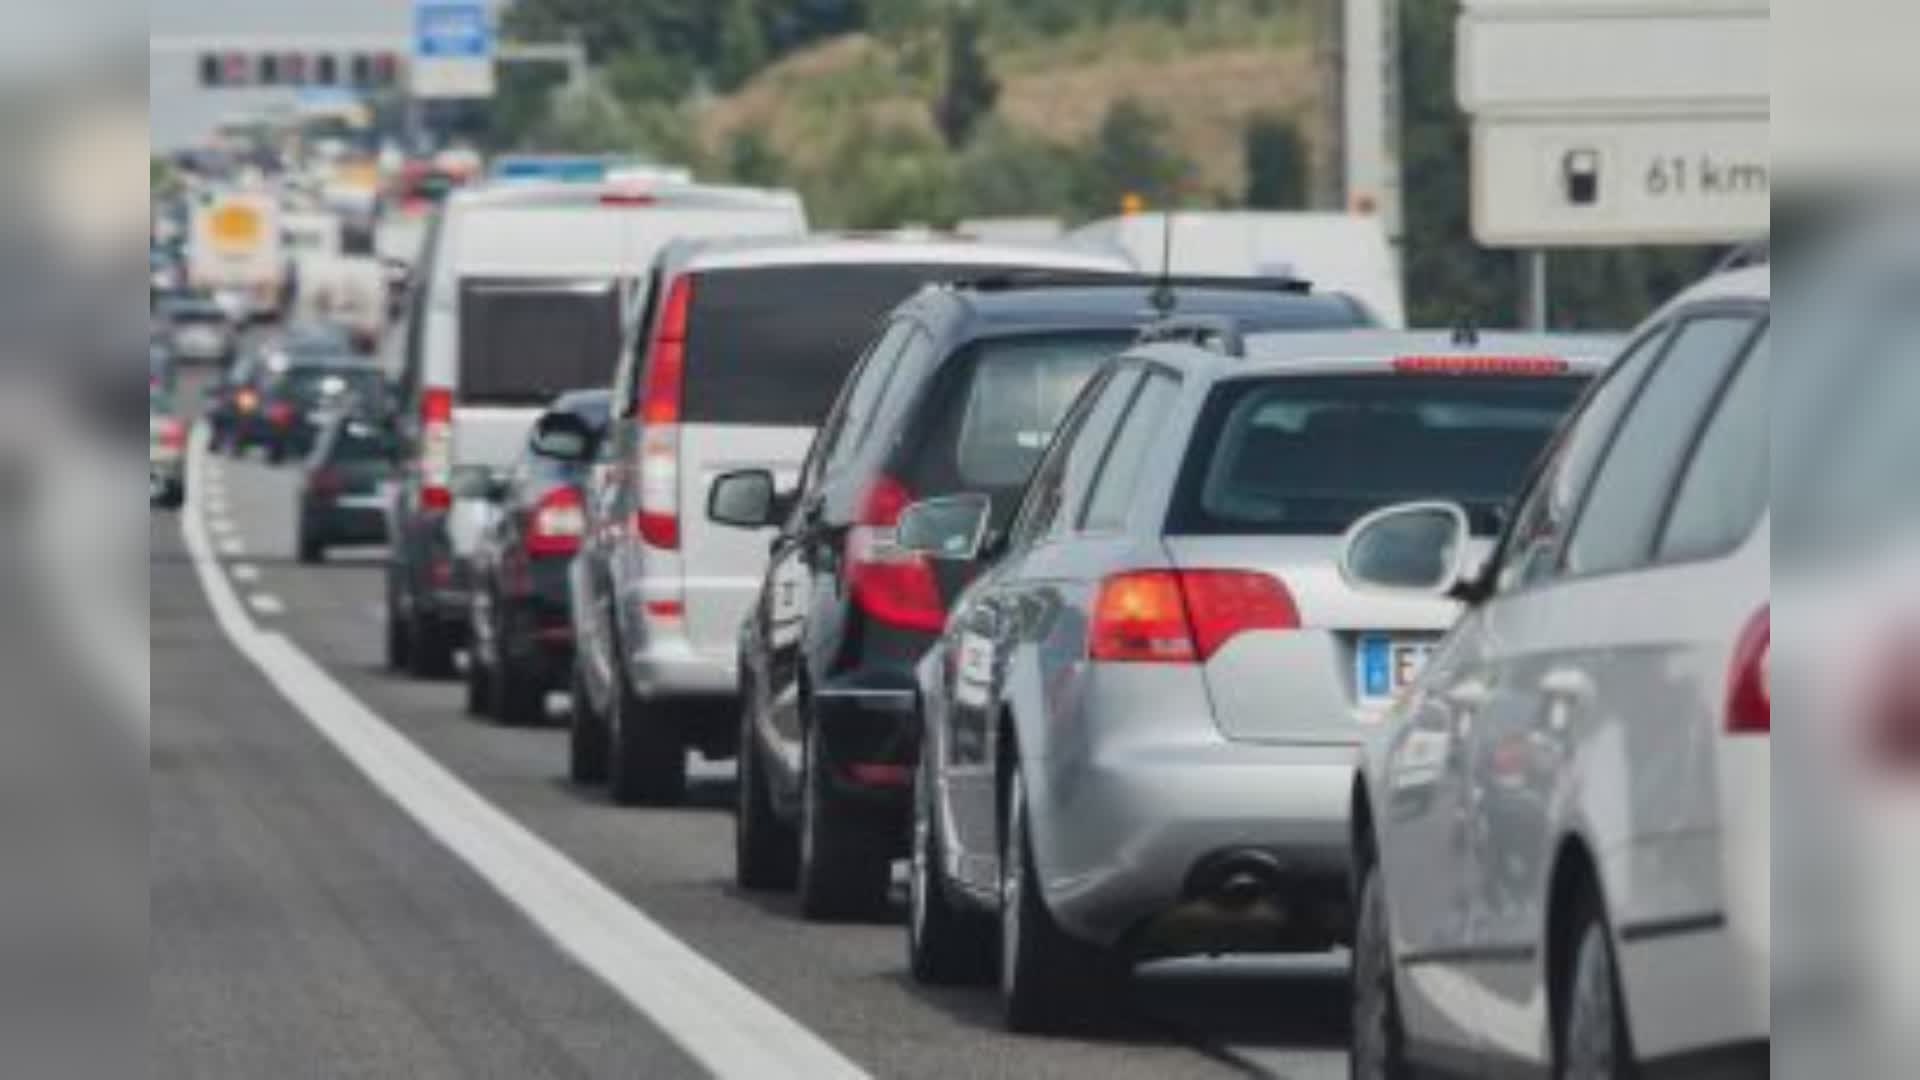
left=1347, top=265, right=1771, bottom=1077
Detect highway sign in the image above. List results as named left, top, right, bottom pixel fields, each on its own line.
left=411, top=0, right=494, bottom=99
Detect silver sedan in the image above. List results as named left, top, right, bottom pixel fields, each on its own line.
left=902, top=328, right=1609, bottom=1032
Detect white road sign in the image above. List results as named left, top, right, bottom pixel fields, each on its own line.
left=1472, top=114, right=1768, bottom=247
left=412, top=0, right=494, bottom=99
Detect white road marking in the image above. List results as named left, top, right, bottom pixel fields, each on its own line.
left=231, top=563, right=261, bottom=584
left=217, top=537, right=246, bottom=557
left=178, top=437, right=869, bottom=1080
left=210, top=517, right=238, bottom=536
left=247, top=593, right=286, bottom=616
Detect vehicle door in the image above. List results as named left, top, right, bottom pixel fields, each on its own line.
left=756, top=320, right=918, bottom=783
left=579, top=281, right=654, bottom=692
left=1465, top=313, right=1766, bottom=1069
left=940, top=363, right=1142, bottom=873
left=1381, top=323, right=1672, bottom=1066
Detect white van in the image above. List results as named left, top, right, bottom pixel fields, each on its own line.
left=383, top=178, right=809, bottom=678
left=1070, top=211, right=1407, bottom=328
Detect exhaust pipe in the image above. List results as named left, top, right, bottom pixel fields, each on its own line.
left=1184, top=848, right=1288, bottom=910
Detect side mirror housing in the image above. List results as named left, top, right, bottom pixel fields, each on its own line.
left=532, top=411, right=596, bottom=463
left=708, top=469, right=780, bottom=529
left=1339, top=501, right=1471, bottom=595
left=897, top=494, right=994, bottom=562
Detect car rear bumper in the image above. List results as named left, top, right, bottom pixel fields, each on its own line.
left=1030, top=738, right=1356, bottom=952
left=812, top=675, right=920, bottom=815
left=303, top=502, right=387, bottom=545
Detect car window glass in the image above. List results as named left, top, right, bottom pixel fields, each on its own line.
left=812, top=321, right=912, bottom=481
left=1564, top=315, right=1758, bottom=578
left=851, top=327, right=929, bottom=458
left=1082, top=372, right=1181, bottom=532
left=1659, top=329, right=1770, bottom=562
left=1006, top=368, right=1125, bottom=553
left=1495, top=326, right=1671, bottom=594
left=1038, top=366, right=1140, bottom=545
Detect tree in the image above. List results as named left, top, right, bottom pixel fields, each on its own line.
left=724, top=127, right=788, bottom=187
left=1079, top=98, right=1191, bottom=215
left=932, top=6, right=1001, bottom=149
left=1244, top=112, right=1308, bottom=209
left=715, top=0, right=771, bottom=93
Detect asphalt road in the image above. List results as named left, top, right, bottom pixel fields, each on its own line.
left=151, top=376, right=1350, bottom=1079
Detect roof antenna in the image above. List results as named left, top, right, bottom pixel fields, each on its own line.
left=1451, top=311, right=1480, bottom=348
left=1149, top=208, right=1178, bottom=317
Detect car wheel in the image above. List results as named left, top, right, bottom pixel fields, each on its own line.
left=1000, top=769, right=1120, bottom=1033
left=297, top=531, right=324, bottom=565
left=908, top=756, right=995, bottom=985
left=384, top=581, right=411, bottom=671
left=268, top=444, right=287, bottom=465
left=407, top=606, right=456, bottom=679
left=490, top=611, right=546, bottom=728
left=1558, top=898, right=1633, bottom=1080
left=568, top=659, right=610, bottom=786
left=463, top=613, right=492, bottom=717
left=1351, top=860, right=1413, bottom=1080
left=796, top=724, right=892, bottom=921
left=607, top=660, right=686, bottom=807
left=735, top=701, right=798, bottom=891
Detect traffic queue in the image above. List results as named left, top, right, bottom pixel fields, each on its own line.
left=152, top=165, right=1772, bottom=1078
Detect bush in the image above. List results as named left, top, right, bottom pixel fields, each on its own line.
left=1078, top=98, right=1192, bottom=216
left=1244, top=111, right=1307, bottom=209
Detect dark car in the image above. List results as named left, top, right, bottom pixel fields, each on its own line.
left=255, top=358, right=389, bottom=463
left=465, top=390, right=611, bottom=726
left=211, top=322, right=364, bottom=456
left=157, top=295, right=235, bottom=366
left=296, top=413, right=400, bottom=563
left=703, top=277, right=1376, bottom=918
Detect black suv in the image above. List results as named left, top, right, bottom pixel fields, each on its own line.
left=707, top=277, right=1374, bottom=918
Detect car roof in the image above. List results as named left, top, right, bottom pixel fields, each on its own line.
left=1650, top=264, right=1771, bottom=317
left=914, top=282, right=1367, bottom=339
left=1136, top=329, right=1621, bottom=380
left=661, top=232, right=1131, bottom=275
left=448, top=178, right=802, bottom=214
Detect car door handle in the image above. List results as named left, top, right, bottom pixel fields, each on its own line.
left=1540, top=668, right=1596, bottom=704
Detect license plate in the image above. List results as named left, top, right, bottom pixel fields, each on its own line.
left=1357, top=636, right=1435, bottom=704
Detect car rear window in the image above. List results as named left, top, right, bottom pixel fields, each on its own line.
left=330, top=422, right=394, bottom=462
left=1169, top=374, right=1588, bottom=537
left=459, top=278, right=620, bottom=405
left=682, top=264, right=1038, bottom=426
left=276, top=367, right=385, bottom=407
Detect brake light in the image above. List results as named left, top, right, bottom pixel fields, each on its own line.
left=1393, top=355, right=1569, bottom=376
left=527, top=486, right=586, bottom=557
left=600, top=190, right=658, bottom=207
left=1726, top=606, right=1769, bottom=736
left=420, top=386, right=453, bottom=511
left=309, top=466, right=343, bottom=498
left=1090, top=569, right=1300, bottom=664
left=236, top=388, right=259, bottom=414
left=635, top=276, right=690, bottom=549
left=266, top=400, right=296, bottom=427
left=158, top=416, right=187, bottom=450
left=847, top=474, right=945, bottom=633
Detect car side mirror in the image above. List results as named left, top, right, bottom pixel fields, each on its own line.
left=1339, top=501, right=1471, bottom=595
left=532, top=411, right=596, bottom=463
left=897, top=494, right=993, bottom=562
left=708, top=469, right=780, bottom=529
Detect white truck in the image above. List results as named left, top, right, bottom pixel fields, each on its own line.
left=189, top=190, right=286, bottom=322
left=1069, top=210, right=1407, bottom=328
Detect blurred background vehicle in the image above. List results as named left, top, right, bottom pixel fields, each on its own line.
left=717, top=274, right=1377, bottom=919
left=1348, top=265, right=1771, bottom=1078
left=568, top=234, right=1130, bottom=808
left=296, top=413, right=401, bottom=564
left=466, top=390, right=611, bottom=727
left=149, top=385, right=187, bottom=509
left=154, top=293, right=235, bottom=367
left=905, top=326, right=1604, bottom=1032
left=250, top=355, right=388, bottom=465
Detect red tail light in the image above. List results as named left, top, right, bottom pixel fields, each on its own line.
left=1726, top=606, right=1769, bottom=736
left=527, top=486, right=586, bottom=557
left=309, top=466, right=344, bottom=498
left=266, top=400, right=296, bottom=427
left=158, top=416, right=187, bottom=450
left=847, top=474, right=946, bottom=633
left=1090, top=569, right=1300, bottom=664
left=420, top=386, right=453, bottom=511
left=1393, top=355, right=1569, bottom=376
left=634, top=276, right=690, bottom=549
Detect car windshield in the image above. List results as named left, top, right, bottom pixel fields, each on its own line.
left=1168, top=374, right=1589, bottom=537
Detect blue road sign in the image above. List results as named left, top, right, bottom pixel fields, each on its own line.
left=414, top=1, right=493, bottom=61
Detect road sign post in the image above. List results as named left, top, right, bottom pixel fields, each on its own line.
left=411, top=0, right=495, bottom=100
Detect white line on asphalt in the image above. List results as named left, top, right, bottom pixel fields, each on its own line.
left=211, top=517, right=238, bottom=536
left=247, top=593, right=286, bottom=616
left=178, top=436, right=869, bottom=1080
left=217, top=537, right=246, bottom=557
left=231, top=564, right=261, bottom=584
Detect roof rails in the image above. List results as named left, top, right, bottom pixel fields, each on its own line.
left=950, top=271, right=1311, bottom=296
left=1136, top=315, right=1246, bottom=358
left=1715, top=237, right=1770, bottom=273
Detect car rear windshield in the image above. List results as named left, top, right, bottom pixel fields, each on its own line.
left=329, top=422, right=394, bottom=462
left=682, top=264, right=1043, bottom=426
left=905, top=333, right=1129, bottom=495
left=459, top=278, right=620, bottom=405
left=276, top=366, right=385, bottom=407
left=1169, top=374, right=1588, bottom=537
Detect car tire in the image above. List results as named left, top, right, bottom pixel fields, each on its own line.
left=297, top=532, right=324, bottom=565
left=1350, top=860, right=1414, bottom=1080
left=1558, top=896, right=1633, bottom=1080
left=407, top=607, right=456, bottom=680
left=908, top=756, right=995, bottom=985
left=735, top=701, right=799, bottom=891
left=384, top=581, right=411, bottom=671
left=1000, top=769, right=1121, bottom=1033
left=463, top=627, right=492, bottom=718
left=608, top=661, right=686, bottom=807
left=796, top=725, right=893, bottom=922
left=491, top=613, right=546, bottom=728
left=268, top=445, right=287, bottom=466
left=568, top=659, right=610, bottom=786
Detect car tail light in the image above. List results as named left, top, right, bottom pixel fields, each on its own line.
left=1867, top=622, right=1920, bottom=767
left=236, top=387, right=259, bottom=414
left=600, top=189, right=658, bottom=207
left=266, top=400, right=296, bottom=427
left=634, top=276, right=690, bottom=550
left=1726, top=606, right=1769, bottom=736
left=1090, top=569, right=1300, bottom=664
left=420, top=386, right=453, bottom=511
left=847, top=473, right=946, bottom=633
left=1393, top=355, right=1569, bottom=376
left=157, top=416, right=187, bottom=450
left=527, top=486, right=586, bottom=557
left=309, top=466, right=343, bottom=498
